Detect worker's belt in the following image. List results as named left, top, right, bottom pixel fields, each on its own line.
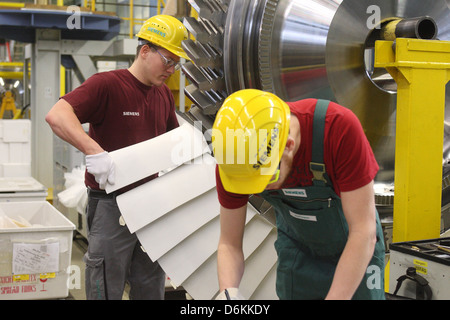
left=87, top=188, right=117, bottom=199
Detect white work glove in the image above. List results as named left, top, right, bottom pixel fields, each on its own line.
left=215, top=288, right=245, bottom=300
left=85, top=151, right=115, bottom=190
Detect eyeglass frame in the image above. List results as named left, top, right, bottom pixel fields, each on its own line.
left=154, top=49, right=181, bottom=71
left=137, top=39, right=182, bottom=70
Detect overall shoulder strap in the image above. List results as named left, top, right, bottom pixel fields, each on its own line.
left=310, top=99, right=330, bottom=186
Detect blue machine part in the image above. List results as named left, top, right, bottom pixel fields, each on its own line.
left=0, top=8, right=120, bottom=42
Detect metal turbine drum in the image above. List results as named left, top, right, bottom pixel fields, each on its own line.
left=182, top=0, right=450, bottom=214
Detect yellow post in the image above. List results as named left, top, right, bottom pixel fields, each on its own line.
left=157, top=0, right=166, bottom=15
left=83, top=0, right=95, bottom=11
left=374, top=38, right=450, bottom=242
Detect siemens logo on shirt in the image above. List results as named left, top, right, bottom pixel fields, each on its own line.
left=123, top=111, right=140, bottom=116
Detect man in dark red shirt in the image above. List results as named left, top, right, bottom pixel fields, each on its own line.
left=46, top=15, right=189, bottom=300
left=213, top=89, right=385, bottom=300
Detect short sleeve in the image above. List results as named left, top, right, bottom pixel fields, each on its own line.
left=328, top=108, right=379, bottom=192
left=215, top=166, right=249, bottom=209
left=62, top=73, right=109, bottom=125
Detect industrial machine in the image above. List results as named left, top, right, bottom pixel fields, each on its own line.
left=389, top=237, right=450, bottom=299
left=180, top=0, right=450, bottom=238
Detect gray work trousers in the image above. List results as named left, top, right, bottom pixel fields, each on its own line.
left=83, top=189, right=165, bottom=300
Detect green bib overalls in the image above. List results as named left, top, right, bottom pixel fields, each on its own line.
left=259, top=100, right=385, bottom=300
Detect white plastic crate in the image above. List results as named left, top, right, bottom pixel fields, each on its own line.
left=0, top=177, right=48, bottom=202
left=0, top=201, right=75, bottom=300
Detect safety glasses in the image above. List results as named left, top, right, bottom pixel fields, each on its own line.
left=268, top=163, right=281, bottom=184
left=155, top=49, right=181, bottom=71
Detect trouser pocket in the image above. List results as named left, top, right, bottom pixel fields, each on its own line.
left=83, top=253, right=106, bottom=300
left=274, top=232, right=336, bottom=299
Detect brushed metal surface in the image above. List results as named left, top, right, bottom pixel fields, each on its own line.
left=326, top=0, right=450, bottom=186
left=185, top=0, right=450, bottom=208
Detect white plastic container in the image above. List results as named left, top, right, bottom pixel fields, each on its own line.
left=0, top=177, right=48, bottom=202
left=0, top=119, right=32, bottom=177
left=0, top=201, right=75, bottom=300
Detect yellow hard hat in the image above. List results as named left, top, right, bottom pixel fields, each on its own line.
left=212, top=89, right=291, bottom=194
left=136, top=15, right=190, bottom=60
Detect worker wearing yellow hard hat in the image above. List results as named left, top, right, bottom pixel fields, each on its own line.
left=45, top=15, right=189, bottom=300
left=212, top=89, right=385, bottom=300
left=212, top=89, right=291, bottom=194
left=136, top=14, right=190, bottom=60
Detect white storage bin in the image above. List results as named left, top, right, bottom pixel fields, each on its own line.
left=0, top=201, right=75, bottom=300
left=0, top=177, right=48, bottom=202
left=0, top=120, right=31, bottom=177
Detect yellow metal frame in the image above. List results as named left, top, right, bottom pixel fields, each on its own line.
left=0, top=1, right=166, bottom=38
left=83, top=0, right=95, bottom=11
left=0, top=91, right=18, bottom=119
left=0, top=62, right=24, bottom=80
left=0, top=2, right=24, bottom=8
left=375, top=38, right=450, bottom=242
left=122, top=0, right=166, bottom=39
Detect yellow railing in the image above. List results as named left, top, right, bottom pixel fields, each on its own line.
left=79, top=0, right=166, bottom=39
left=0, top=1, right=67, bottom=7
left=83, top=0, right=95, bottom=12
left=0, top=62, right=24, bottom=80
left=156, top=0, right=166, bottom=15
left=0, top=2, right=25, bottom=7
left=1, top=0, right=166, bottom=39
left=123, top=0, right=166, bottom=38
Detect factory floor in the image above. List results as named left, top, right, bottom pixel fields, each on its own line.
left=67, top=232, right=188, bottom=300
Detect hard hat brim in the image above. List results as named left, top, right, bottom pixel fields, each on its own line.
left=165, top=47, right=190, bottom=61
left=136, top=15, right=191, bottom=61
left=218, top=165, right=277, bottom=195
left=136, top=36, right=191, bottom=61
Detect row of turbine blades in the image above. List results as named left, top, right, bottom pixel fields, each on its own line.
left=182, top=0, right=231, bottom=116
left=180, top=0, right=278, bottom=227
